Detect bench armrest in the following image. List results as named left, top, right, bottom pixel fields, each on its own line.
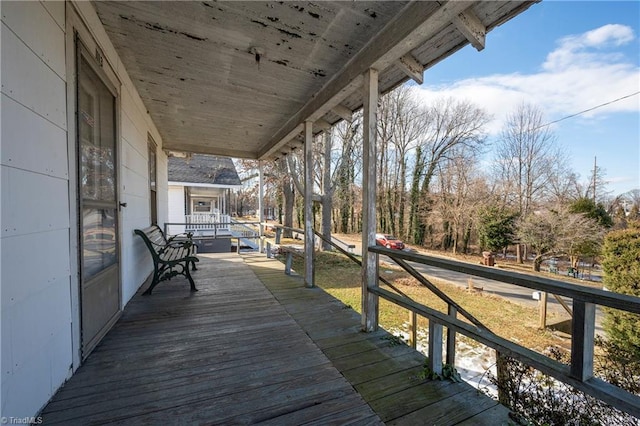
left=166, top=232, right=194, bottom=244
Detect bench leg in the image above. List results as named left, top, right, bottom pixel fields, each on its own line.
left=185, top=263, right=198, bottom=292
left=190, top=259, right=198, bottom=271
left=143, top=268, right=162, bottom=295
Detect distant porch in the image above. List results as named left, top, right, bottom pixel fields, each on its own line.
left=40, top=253, right=509, bottom=425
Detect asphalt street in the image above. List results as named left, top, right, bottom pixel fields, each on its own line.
left=337, top=236, right=603, bottom=332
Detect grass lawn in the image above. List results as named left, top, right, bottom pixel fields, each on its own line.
left=278, top=244, right=572, bottom=355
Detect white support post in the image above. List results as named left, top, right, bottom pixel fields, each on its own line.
left=258, top=161, right=265, bottom=253
left=304, top=120, right=315, bottom=288
left=361, top=68, right=379, bottom=332
left=222, top=190, right=227, bottom=215
left=428, top=320, right=444, bottom=375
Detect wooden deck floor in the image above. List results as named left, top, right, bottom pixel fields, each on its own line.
left=40, top=252, right=511, bottom=425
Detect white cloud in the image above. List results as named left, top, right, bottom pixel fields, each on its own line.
left=544, top=24, right=634, bottom=71
left=415, top=24, right=640, bottom=136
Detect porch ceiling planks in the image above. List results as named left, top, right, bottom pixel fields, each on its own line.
left=92, top=1, right=538, bottom=160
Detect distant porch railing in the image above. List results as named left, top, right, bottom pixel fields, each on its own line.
left=166, top=214, right=231, bottom=236
left=164, top=220, right=261, bottom=252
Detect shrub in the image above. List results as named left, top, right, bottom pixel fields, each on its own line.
left=601, top=226, right=640, bottom=357
left=489, top=345, right=638, bottom=426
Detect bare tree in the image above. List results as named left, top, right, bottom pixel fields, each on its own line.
left=494, top=103, right=559, bottom=215
left=517, top=206, right=604, bottom=272
left=433, top=147, right=488, bottom=254
left=333, top=116, right=362, bottom=234
left=410, top=97, right=491, bottom=246
left=546, top=155, right=580, bottom=204
left=493, top=102, right=561, bottom=262
left=377, top=86, right=425, bottom=238
left=285, top=117, right=364, bottom=248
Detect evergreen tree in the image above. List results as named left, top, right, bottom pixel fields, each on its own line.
left=601, top=223, right=640, bottom=357
left=569, top=197, right=613, bottom=228
left=477, top=207, right=517, bottom=253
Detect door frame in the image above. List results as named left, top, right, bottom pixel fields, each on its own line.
left=65, top=3, right=123, bottom=368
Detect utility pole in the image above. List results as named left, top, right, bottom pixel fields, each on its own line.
left=592, top=156, right=597, bottom=204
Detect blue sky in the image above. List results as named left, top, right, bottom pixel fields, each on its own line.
left=416, top=1, right=640, bottom=196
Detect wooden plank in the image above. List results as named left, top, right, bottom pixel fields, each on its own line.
left=241, top=394, right=383, bottom=426
left=341, top=352, right=426, bottom=386
left=455, top=403, right=514, bottom=426
left=388, top=387, right=500, bottom=426
left=428, top=321, right=444, bottom=375
left=354, top=365, right=427, bottom=401
left=369, top=380, right=462, bottom=422
left=248, top=253, right=515, bottom=424
left=45, top=350, right=334, bottom=415
left=314, top=329, right=389, bottom=350
left=40, top=253, right=381, bottom=425
left=395, top=53, right=424, bottom=84
left=44, top=363, right=346, bottom=424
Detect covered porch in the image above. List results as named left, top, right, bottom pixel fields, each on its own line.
left=40, top=253, right=509, bottom=425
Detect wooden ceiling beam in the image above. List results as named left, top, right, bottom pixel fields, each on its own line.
left=395, top=53, right=424, bottom=85
left=453, top=7, right=486, bottom=51
left=314, top=119, right=331, bottom=132
left=331, top=104, right=353, bottom=122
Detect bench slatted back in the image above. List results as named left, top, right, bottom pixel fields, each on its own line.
left=135, top=226, right=169, bottom=262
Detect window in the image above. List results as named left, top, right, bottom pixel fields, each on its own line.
left=148, top=135, right=157, bottom=225
left=193, top=199, right=212, bottom=213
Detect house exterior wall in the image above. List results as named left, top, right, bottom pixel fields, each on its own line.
left=168, top=184, right=186, bottom=234
left=1, top=1, right=167, bottom=418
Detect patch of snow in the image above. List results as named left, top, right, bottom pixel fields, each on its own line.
left=391, top=324, right=498, bottom=398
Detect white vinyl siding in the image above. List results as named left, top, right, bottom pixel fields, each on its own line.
left=1, top=1, right=169, bottom=418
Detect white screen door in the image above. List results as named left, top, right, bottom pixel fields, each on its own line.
left=77, top=44, right=121, bottom=358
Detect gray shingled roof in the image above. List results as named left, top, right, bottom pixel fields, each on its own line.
left=168, top=155, right=241, bottom=186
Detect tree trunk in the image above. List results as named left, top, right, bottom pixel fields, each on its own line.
left=516, top=244, right=523, bottom=264
left=398, top=157, right=407, bottom=238
left=321, top=130, right=333, bottom=250
left=409, top=146, right=424, bottom=243
left=462, top=225, right=471, bottom=254
left=533, top=254, right=543, bottom=272
left=283, top=179, right=294, bottom=238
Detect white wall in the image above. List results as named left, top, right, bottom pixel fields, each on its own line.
left=168, top=185, right=186, bottom=235
left=1, top=1, right=168, bottom=417
left=1, top=1, right=72, bottom=417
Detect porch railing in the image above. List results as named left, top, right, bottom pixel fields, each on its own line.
left=164, top=220, right=261, bottom=252
left=367, top=245, right=640, bottom=418
left=259, top=226, right=640, bottom=417
left=185, top=213, right=231, bottom=225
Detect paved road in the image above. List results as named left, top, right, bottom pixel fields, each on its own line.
left=335, top=236, right=602, bottom=331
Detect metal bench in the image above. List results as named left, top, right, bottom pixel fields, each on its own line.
left=134, top=225, right=199, bottom=295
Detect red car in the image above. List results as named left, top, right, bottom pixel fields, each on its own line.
left=375, top=233, right=404, bottom=250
